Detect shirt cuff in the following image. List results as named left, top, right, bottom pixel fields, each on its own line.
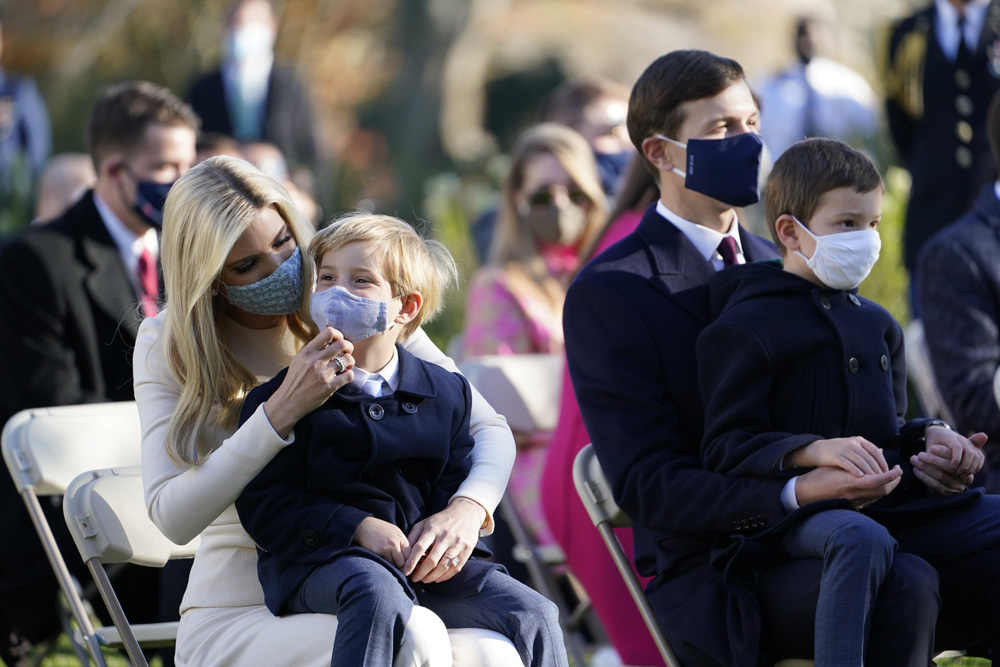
left=257, top=402, right=295, bottom=446
left=780, top=476, right=800, bottom=512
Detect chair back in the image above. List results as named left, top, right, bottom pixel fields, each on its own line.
left=2, top=401, right=142, bottom=496
left=903, top=320, right=955, bottom=423
left=64, top=466, right=199, bottom=567
left=458, top=354, right=563, bottom=432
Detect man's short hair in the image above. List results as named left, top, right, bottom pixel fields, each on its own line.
left=539, top=77, right=629, bottom=128
left=86, top=81, right=200, bottom=169
left=626, top=50, right=745, bottom=172
left=764, top=137, right=884, bottom=254
left=987, top=88, right=1000, bottom=170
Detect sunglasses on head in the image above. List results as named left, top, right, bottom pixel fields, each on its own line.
left=527, top=184, right=590, bottom=208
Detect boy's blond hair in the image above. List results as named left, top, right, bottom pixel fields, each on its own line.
left=764, top=137, right=884, bottom=255
left=310, top=212, right=459, bottom=341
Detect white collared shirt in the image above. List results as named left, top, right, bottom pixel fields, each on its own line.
left=351, top=346, right=400, bottom=397
left=656, top=200, right=745, bottom=270
left=935, top=0, right=990, bottom=62
left=994, top=180, right=1000, bottom=203
left=93, top=193, right=159, bottom=294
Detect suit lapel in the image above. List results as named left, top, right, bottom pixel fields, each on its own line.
left=637, top=206, right=714, bottom=324
left=76, top=195, right=143, bottom=343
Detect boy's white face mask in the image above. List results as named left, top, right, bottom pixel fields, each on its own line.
left=793, top=217, right=881, bottom=290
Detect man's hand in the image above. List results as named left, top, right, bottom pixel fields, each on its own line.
left=353, top=517, right=410, bottom=569
left=795, top=464, right=903, bottom=509
left=910, top=429, right=987, bottom=495
left=789, top=436, right=889, bottom=476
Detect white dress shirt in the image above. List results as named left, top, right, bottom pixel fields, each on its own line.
left=935, top=0, right=991, bottom=62
left=351, top=346, right=400, bottom=397
left=656, top=199, right=745, bottom=269
left=93, top=192, right=159, bottom=296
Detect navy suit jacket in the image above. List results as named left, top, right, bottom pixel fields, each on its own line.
left=236, top=347, right=485, bottom=615
left=919, top=184, right=1000, bottom=486
left=564, top=204, right=784, bottom=665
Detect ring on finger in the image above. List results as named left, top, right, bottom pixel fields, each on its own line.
left=332, top=355, right=346, bottom=374
left=442, top=555, right=460, bottom=568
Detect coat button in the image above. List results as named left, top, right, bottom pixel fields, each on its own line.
left=880, top=355, right=889, bottom=372
left=849, top=294, right=861, bottom=306
left=369, top=404, right=384, bottom=420
left=740, top=518, right=750, bottom=529
left=848, top=357, right=860, bottom=374
left=302, top=529, right=319, bottom=548
left=732, top=520, right=741, bottom=531
left=820, top=296, right=831, bottom=309
left=401, top=402, right=417, bottom=414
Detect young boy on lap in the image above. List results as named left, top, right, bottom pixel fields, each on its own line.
left=236, top=212, right=566, bottom=667
left=697, top=137, right=995, bottom=665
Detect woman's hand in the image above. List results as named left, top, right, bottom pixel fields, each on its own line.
left=354, top=517, right=411, bottom=569
left=263, top=326, right=354, bottom=438
left=402, top=497, right=487, bottom=584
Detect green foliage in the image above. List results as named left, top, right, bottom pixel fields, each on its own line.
left=858, top=166, right=911, bottom=326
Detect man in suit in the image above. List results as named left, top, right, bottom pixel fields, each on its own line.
left=564, top=50, right=993, bottom=666
left=0, top=81, right=198, bottom=664
left=188, top=0, right=320, bottom=200
left=881, top=0, right=1000, bottom=290
left=919, top=89, right=1000, bottom=490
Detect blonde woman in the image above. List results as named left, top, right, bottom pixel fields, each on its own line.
left=462, top=123, right=608, bottom=544
left=136, top=156, right=522, bottom=666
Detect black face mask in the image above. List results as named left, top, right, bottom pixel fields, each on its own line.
left=132, top=179, right=174, bottom=229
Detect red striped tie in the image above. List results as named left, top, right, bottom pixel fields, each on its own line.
left=137, top=247, right=159, bottom=317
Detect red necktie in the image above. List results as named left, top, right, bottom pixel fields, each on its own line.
left=718, top=236, right=740, bottom=267
left=137, top=247, right=159, bottom=317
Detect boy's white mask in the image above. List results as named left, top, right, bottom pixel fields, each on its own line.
left=793, top=217, right=881, bottom=291
left=310, top=286, right=398, bottom=342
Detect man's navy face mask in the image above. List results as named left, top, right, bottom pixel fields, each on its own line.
left=655, top=132, right=763, bottom=207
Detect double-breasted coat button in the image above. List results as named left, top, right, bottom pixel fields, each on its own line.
left=880, top=355, right=889, bottom=371
left=956, top=146, right=974, bottom=169
left=957, top=120, right=973, bottom=143
left=849, top=294, right=861, bottom=306
left=369, top=404, right=384, bottom=420
left=820, top=296, right=831, bottom=309
left=955, top=94, right=974, bottom=117
left=301, top=529, right=319, bottom=548
left=848, top=357, right=860, bottom=374
left=401, top=402, right=417, bottom=414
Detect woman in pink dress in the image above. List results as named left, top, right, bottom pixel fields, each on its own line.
left=463, top=123, right=608, bottom=545
left=541, top=157, right=665, bottom=667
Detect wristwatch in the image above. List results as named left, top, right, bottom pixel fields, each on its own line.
left=920, top=419, right=952, bottom=444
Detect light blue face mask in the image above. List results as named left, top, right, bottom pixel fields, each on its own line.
left=309, top=286, right=398, bottom=342
left=223, top=247, right=303, bottom=316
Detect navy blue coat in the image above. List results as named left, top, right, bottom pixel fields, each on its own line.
left=235, top=347, right=484, bottom=615
left=564, top=205, right=786, bottom=666
left=919, top=184, right=1000, bottom=488
left=698, top=262, right=980, bottom=520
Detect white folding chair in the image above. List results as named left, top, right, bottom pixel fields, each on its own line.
left=63, top=466, right=199, bottom=667
left=904, top=320, right=955, bottom=422
left=458, top=353, right=602, bottom=665
left=1, top=401, right=146, bottom=666
left=572, top=444, right=819, bottom=667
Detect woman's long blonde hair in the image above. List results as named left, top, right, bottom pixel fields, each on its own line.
left=158, top=156, right=316, bottom=467
left=489, top=123, right=608, bottom=309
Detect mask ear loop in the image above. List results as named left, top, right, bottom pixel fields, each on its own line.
left=653, top=134, right=688, bottom=178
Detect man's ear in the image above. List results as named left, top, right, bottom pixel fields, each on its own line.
left=774, top=214, right=801, bottom=252
left=641, top=135, right=677, bottom=173
left=396, top=291, right=423, bottom=324
left=100, top=154, right=126, bottom=183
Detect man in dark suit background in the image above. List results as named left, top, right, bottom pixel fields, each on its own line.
left=0, top=81, right=197, bottom=664
left=919, top=89, right=1000, bottom=490
left=188, top=0, right=321, bottom=206
left=563, top=50, right=988, bottom=666
left=881, top=0, right=1000, bottom=296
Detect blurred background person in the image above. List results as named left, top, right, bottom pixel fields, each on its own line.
left=187, top=0, right=323, bottom=206
left=31, top=152, right=95, bottom=226
left=0, top=16, right=52, bottom=240
left=194, top=130, right=243, bottom=164
left=462, top=122, right=607, bottom=556
left=917, top=88, right=1000, bottom=492
left=756, top=14, right=880, bottom=160
left=470, top=78, right=632, bottom=264
left=881, top=0, right=1000, bottom=302
left=540, top=156, right=662, bottom=667
left=241, top=139, right=321, bottom=224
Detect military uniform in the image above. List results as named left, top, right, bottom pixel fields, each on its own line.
left=881, top=0, right=1000, bottom=273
